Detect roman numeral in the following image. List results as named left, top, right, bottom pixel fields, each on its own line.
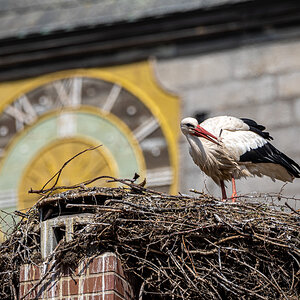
left=146, top=167, right=173, bottom=187
left=5, top=95, right=37, bottom=131
left=0, top=189, right=17, bottom=208
left=54, top=77, right=82, bottom=107
left=57, top=112, right=77, bottom=137
left=133, top=116, right=159, bottom=142
left=70, top=77, right=83, bottom=107
left=102, top=84, right=121, bottom=113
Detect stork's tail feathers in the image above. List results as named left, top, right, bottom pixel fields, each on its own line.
left=240, top=142, right=300, bottom=178
left=263, top=144, right=300, bottom=178
left=276, top=148, right=300, bottom=178
left=267, top=143, right=300, bottom=178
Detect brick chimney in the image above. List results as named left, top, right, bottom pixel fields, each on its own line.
left=19, top=214, right=134, bottom=299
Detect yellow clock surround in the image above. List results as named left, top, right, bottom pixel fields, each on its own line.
left=0, top=61, right=180, bottom=224
left=19, top=137, right=118, bottom=210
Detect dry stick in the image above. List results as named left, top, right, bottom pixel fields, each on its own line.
left=179, top=258, right=223, bottom=300
left=229, top=254, right=289, bottom=300
left=285, top=201, right=300, bottom=215
left=30, top=175, right=116, bottom=194
left=30, top=174, right=162, bottom=197
left=206, top=258, right=265, bottom=300
left=66, top=203, right=123, bottom=213
left=215, top=235, right=246, bottom=245
left=290, top=266, right=295, bottom=293
left=31, top=144, right=102, bottom=194
left=220, top=217, right=300, bottom=255
left=268, top=265, right=289, bottom=300
left=30, top=175, right=130, bottom=195
left=168, top=250, right=201, bottom=294
left=138, top=281, right=146, bottom=300
left=9, top=277, right=17, bottom=300
left=156, top=256, right=187, bottom=296
left=181, top=236, right=198, bottom=277
left=252, top=232, right=300, bottom=255
left=186, top=235, right=246, bottom=255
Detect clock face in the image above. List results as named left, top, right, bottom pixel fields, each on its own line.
left=0, top=75, right=175, bottom=211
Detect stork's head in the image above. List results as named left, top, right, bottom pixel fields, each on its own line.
left=180, top=117, right=219, bottom=145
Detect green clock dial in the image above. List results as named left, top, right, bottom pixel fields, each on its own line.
left=0, top=70, right=178, bottom=216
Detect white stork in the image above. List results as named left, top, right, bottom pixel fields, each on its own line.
left=180, top=116, right=300, bottom=201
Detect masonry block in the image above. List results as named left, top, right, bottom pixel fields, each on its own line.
left=183, top=75, right=276, bottom=114
left=20, top=264, right=41, bottom=282
left=232, top=40, right=300, bottom=78
left=19, top=252, right=134, bottom=299
left=232, top=46, right=266, bottom=79
left=83, top=294, right=125, bottom=300
left=82, top=276, right=103, bottom=294
left=89, top=253, right=125, bottom=278
left=41, top=213, right=95, bottom=259
left=264, top=41, right=300, bottom=74
left=156, top=52, right=232, bottom=90
left=61, top=278, right=79, bottom=296
left=222, top=101, right=293, bottom=129
left=20, top=282, right=38, bottom=300
left=294, top=98, right=300, bottom=123
left=278, top=71, right=300, bottom=99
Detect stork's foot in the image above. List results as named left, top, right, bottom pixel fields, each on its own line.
left=231, top=191, right=237, bottom=203
left=231, top=176, right=237, bottom=203
left=220, top=180, right=227, bottom=202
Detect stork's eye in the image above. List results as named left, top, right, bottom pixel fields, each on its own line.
left=186, top=123, right=194, bottom=128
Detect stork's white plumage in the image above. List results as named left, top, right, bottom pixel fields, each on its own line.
left=180, top=116, right=300, bottom=201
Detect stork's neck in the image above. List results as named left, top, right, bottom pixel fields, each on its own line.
left=186, top=134, right=207, bottom=160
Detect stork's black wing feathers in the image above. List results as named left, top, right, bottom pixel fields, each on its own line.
left=240, top=118, right=273, bottom=140
left=240, top=142, right=300, bottom=178
left=240, top=118, right=265, bottom=131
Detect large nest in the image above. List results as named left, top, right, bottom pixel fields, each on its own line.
left=0, top=177, right=300, bottom=299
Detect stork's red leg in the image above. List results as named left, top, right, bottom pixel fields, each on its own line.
left=231, top=176, right=237, bottom=202
left=220, top=180, right=227, bottom=201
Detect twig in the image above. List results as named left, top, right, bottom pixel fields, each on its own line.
left=30, top=145, right=102, bottom=194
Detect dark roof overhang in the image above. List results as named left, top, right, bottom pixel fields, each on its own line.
left=1, top=0, right=300, bottom=81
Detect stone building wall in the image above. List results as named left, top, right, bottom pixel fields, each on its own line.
left=155, top=38, right=300, bottom=201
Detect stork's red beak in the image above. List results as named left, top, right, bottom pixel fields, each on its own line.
left=192, top=125, right=220, bottom=145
